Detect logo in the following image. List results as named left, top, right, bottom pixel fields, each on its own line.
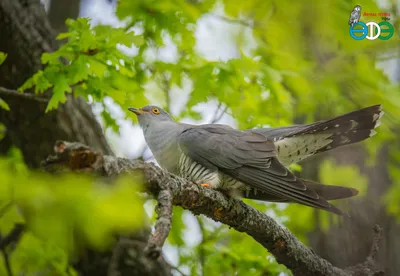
left=348, top=5, right=394, bottom=41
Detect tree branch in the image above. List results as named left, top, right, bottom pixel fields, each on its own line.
left=0, top=86, right=49, bottom=102
left=144, top=188, right=173, bottom=259
left=41, top=141, right=384, bottom=276
left=344, top=225, right=384, bottom=276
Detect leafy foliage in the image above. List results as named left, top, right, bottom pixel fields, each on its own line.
left=0, top=148, right=144, bottom=275
left=19, top=18, right=145, bottom=113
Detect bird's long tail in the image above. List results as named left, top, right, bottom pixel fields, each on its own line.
left=243, top=180, right=359, bottom=215
left=258, top=105, right=383, bottom=165
left=287, top=104, right=383, bottom=150
left=301, top=180, right=359, bottom=201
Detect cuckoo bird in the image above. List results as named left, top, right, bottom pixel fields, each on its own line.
left=129, top=105, right=383, bottom=215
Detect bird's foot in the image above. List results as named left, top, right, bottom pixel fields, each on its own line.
left=200, top=183, right=211, bottom=188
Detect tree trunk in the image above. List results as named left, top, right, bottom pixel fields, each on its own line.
left=0, top=1, right=171, bottom=275
left=48, top=0, right=81, bottom=34
left=0, top=0, right=113, bottom=167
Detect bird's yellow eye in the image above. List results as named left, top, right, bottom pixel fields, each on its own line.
left=152, top=108, right=160, bottom=114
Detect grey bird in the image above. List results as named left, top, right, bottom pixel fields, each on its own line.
left=129, top=104, right=383, bottom=215
left=349, top=5, right=362, bottom=27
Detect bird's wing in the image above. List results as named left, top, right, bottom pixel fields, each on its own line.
left=178, top=124, right=276, bottom=170
left=178, top=124, right=342, bottom=214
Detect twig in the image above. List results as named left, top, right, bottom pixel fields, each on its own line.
left=0, top=224, right=25, bottom=250
left=210, top=103, right=228, bottom=124
left=0, top=87, right=49, bottom=103
left=196, top=217, right=206, bottom=276
left=0, top=224, right=23, bottom=276
left=1, top=245, right=12, bottom=276
left=161, top=73, right=171, bottom=114
left=368, top=225, right=383, bottom=263
left=169, top=264, right=188, bottom=276
left=144, top=188, right=173, bottom=259
left=344, top=225, right=384, bottom=276
left=203, top=225, right=224, bottom=243
left=209, top=14, right=254, bottom=28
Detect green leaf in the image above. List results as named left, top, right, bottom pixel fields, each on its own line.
left=45, top=75, right=71, bottom=112
left=167, top=207, right=185, bottom=246
left=35, top=72, right=53, bottom=94
left=0, top=52, right=7, bottom=65
left=0, top=97, right=10, bottom=111
left=101, top=109, right=120, bottom=133
left=0, top=124, right=5, bottom=141
left=18, top=70, right=52, bottom=94
left=117, top=31, right=145, bottom=47
left=56, top=32, right=73, bottom=40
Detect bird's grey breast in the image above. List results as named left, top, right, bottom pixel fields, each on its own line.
left=142, top=121, right=185, bottom=173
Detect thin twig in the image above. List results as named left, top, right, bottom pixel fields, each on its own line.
left=209, top=14, right=254, bottom=28
left=344, top=225, right=384, bottom=275
left=196, top=217, right=206, bottom=276
left=161, top=73, right=171, bottom=113
left=203, top=225, right=224, bottom=243
left=0, top=224, right=24, bottom=276
left=0, top=224, right=25, bottom=250
left=0, top=87, right=49, bottom=103
left=144, top=188, right=173, bottom=259
left=210, top=103, right=228, bottom=124
left=169, top=264, right=188, bottom=276
left=1, top=245, right=13, bottom=276
left=367, top=225, right=383, bottom=263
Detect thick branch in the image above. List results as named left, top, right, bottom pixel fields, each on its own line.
left=42, top=141, right=385, bottom=276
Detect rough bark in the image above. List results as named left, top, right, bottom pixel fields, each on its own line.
left=0, top=0, right=113, bottom=167
left=41, top=140, right=386, bottom=276
left=48, top=0, right=81, bottom=34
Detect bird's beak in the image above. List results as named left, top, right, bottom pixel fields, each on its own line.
left=128, top=107, right=145, bottom=115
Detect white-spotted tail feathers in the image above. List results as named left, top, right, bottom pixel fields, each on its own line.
left=274, top=105, right=383, bottom=166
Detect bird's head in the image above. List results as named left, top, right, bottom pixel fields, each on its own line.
left=128, top=105, right=174, bottom=129
left=354, top=5, right=361, bottom=11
